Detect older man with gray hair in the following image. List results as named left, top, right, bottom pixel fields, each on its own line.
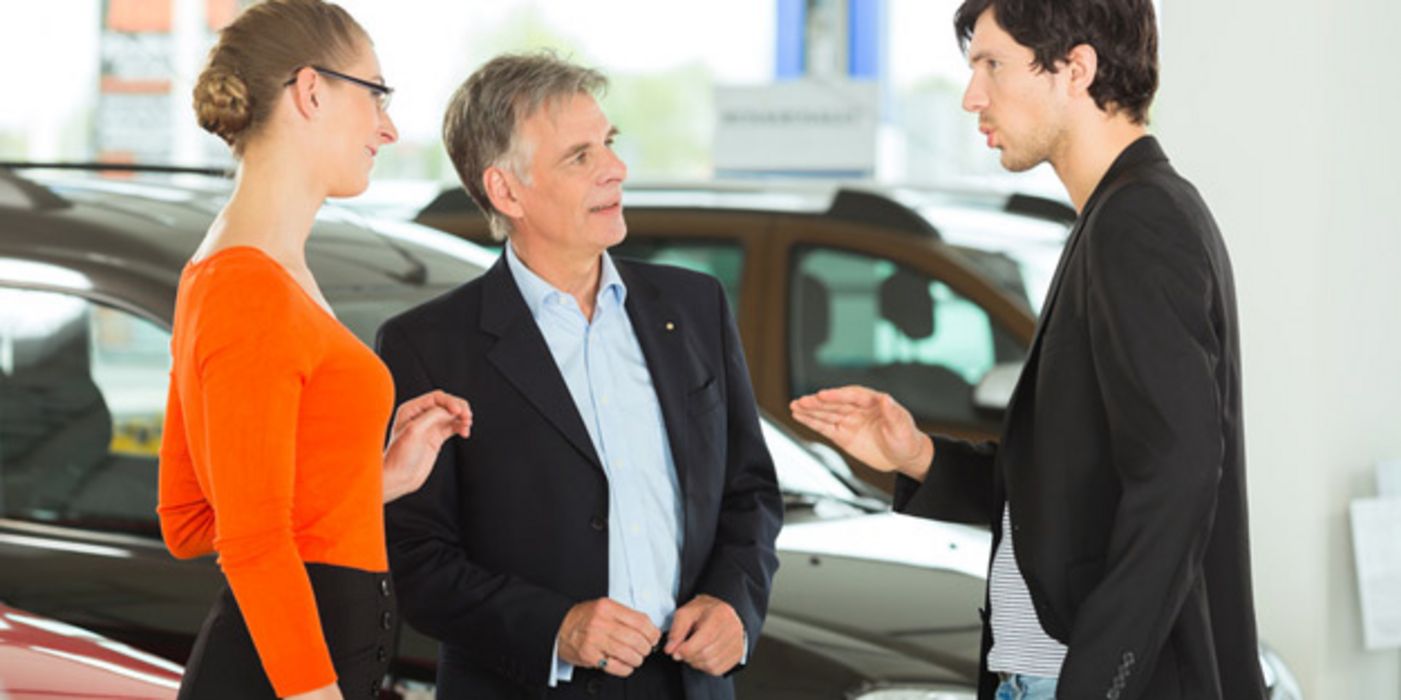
left=377, top=51, right=782, bottom=699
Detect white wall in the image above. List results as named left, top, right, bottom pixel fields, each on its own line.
left=1157, top=0, right=1401, bottom=696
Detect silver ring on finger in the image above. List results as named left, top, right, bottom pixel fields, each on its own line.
left=597, top=655, right=609, bottom=671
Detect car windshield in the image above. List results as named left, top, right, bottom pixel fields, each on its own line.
left=317, top=212, right=498, bottom=345
left=918, top=203, right=1069, bottom=315
left=759, top=416, right=873, bottom=507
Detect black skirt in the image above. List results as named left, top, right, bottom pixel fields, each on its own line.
left=178, top=563, right=397, bottom=699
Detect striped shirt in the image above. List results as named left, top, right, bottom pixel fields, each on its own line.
left=987, top=504, right=1068, bottom=677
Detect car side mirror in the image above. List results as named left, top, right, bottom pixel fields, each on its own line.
left=973, top=362, right=1023, bottom=412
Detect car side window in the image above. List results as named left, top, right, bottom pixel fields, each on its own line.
left=790, top=247, right=1020, bottom=430
left=0, top=288, right=168, bottom=538
left=610, top=238, right=744, bottom=317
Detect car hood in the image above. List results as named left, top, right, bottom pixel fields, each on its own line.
left=778, top=511, right=990, bottom=578
left=763, top=511, right=991, bottom=684
left=0, top=603, right=181, bottom=698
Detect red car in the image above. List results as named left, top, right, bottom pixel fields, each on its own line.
left=0, top=601, right=181, bottom=699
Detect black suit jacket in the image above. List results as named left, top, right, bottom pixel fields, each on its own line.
left=895, top=137, right=1266, bottom=700
left=377, top=255, right=782, bottom=699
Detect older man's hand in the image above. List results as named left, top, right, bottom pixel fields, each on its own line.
left=557, top=598, right=660, bottom=678
left=664, top=594, right=745, bottom=676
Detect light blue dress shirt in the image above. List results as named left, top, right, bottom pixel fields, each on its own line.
left=504, top=244, right=685, bottom=686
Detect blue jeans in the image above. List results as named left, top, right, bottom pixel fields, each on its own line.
left=995, top=673, right=1058, bottom=700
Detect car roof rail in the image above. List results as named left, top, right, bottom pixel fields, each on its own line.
left=826, top=187, right=941, bottom=239
left=1004, top=192, right=1077, bottom=224
left=0, top=161, right=232, bottom=178
left=418, top=187, right=482, bottom=217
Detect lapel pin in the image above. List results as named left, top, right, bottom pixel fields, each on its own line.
left=665, top=321, right=676, bottom=331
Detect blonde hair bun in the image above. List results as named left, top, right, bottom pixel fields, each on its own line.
left=194, top=64, right=253, bottom=145
left=191, top=0, right=366, bottom=154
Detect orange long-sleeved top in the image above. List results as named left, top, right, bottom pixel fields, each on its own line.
left=156, top=246, right=394, bottom=697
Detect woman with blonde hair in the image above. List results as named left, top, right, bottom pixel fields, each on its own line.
left=157, top=1, right=471, bottom=698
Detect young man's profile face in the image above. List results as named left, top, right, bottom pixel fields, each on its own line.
left=961, top=8, right=1069, bottom=172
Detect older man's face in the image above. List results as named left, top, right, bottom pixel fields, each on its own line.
left=510, top=92, right=628, bottom=258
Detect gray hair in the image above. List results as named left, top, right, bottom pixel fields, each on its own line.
left=442, top=51, right=608, bottom=241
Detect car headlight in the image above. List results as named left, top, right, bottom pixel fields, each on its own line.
left=850, top=687, right=977, bottom=700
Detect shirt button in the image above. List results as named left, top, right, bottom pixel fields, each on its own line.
left=380, top=611, right=393, bottom=630
left=590, top=516, right=607, bottom=532
left=586, top=678, right=603, bottom=695
left=379, top=579, right=391, bottom=597
left=377, top=646, right=388, bottom=663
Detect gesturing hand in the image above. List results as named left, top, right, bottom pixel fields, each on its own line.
left=664, top=594, right=745, bottom=677
left=382, top=390, right=471, bottom=503
left=790, top=385, right=933, bottom=480
left=557, top=598, right=662, bottom=678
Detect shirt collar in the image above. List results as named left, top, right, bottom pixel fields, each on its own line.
left=504, top=241, right=627, bottom=320
left=597, top=250, right=627, bottom=307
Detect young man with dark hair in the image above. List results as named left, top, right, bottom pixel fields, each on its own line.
left=792, top=1, right=1267, bottom=698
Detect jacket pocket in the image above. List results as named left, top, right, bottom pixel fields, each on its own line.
left=687, top=376, right=723, bottom=415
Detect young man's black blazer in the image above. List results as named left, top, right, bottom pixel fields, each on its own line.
left=896, top=137, right=1267, bottom=700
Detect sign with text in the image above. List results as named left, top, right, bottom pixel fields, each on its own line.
left=714, top=81, right=879, bottom=176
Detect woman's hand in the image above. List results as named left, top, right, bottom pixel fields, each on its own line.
left=286, top=682, right=344, bottom=700
left=382, top=390, right=472, bottom=503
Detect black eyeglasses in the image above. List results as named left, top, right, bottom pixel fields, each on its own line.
left=284, top=65, right=394, bottom=112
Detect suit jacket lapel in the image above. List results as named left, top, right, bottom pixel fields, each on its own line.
left=1023, top=136, right=1168, bottom=359
left=479, top=257, right=603, bottom=471
left=1026, top=216, right=1089, bottom=352
left=618, top=263, right=693, bottom=506
left=1001, top=137, right=1167, bottom=437
left=998, top=212, right=1088, bottom=432
left=1000, top=173, right=1118, bottom=432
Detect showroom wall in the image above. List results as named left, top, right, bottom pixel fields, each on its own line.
left=1158, top=0, right=1401, bottom=695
